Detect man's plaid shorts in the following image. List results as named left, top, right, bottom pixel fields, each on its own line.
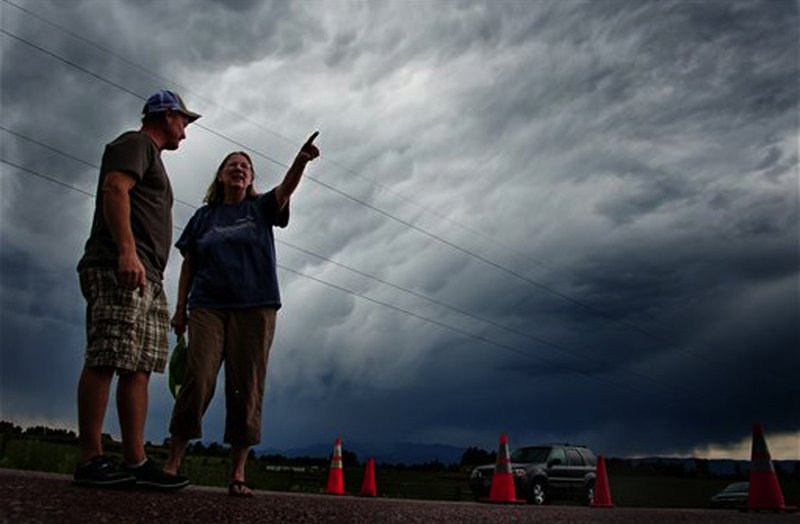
left=79, top=268, right=169, bottom=373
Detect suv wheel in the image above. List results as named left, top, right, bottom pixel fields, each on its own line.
left=585, top=483, right=595, bottom=506
left=529, top=480, right=546, bottom=505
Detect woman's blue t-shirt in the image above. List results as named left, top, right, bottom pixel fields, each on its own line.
left=176, top=189, right=289, bottom=310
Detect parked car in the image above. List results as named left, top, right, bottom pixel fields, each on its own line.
left=469, top=444, right=597, bottom=505
left=709, top=481, right=749, bottom=508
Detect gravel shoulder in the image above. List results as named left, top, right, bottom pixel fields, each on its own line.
left=1, top=468, right=797, bottom=524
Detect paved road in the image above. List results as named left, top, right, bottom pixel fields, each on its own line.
left=1, top=468, right=797, bottom=523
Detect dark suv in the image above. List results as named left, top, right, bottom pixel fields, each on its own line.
left=469, top=444, right=597, bottom=505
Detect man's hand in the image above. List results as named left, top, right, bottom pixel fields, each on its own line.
left=296, top=131, right=320, bottom=163
left=117, top=251, right=147, bottom=297
left=103, top=171, right=146, bottom=296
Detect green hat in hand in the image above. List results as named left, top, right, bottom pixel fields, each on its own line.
left=168, top=335, right=188, bottom=399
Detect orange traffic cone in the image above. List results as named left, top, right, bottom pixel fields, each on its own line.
left=591, top=454, right=613, bottom=508
left=483, top=433, right=525, bottom=504
left=748, top=423, right=787, bottom=511
left=325, top=436, right=347, bottom=495
left=359, top=457, right=377, bottom=497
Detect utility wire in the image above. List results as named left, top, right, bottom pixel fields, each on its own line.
left=2, top=24, right=795, bottom=393
left=0, top=125, right=697, bottom=399
left=0, top=8, right=663, bottom=343
left=0, top=23, right=686, bottom=364
left=0, top=156, right=695, bottom=408
left=0, top=28, right=141, bottom=99
left=1, top=0, right=553, bottom=277
left=0, top=125, right=197, bottom=211
left=1, top=0, right=297, bottom=148
left=1, top=158, right=94, bottom=198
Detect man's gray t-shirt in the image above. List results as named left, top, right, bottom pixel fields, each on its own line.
left=77, top=131, right=173, bottom=282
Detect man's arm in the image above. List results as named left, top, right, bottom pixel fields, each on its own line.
left=275, top=131, right=320, bottom=210
left=102, top=170, right=146, bottom=295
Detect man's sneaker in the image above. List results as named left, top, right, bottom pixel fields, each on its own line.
left=124, top=459, right=190, bottom=490
left=73, top=455, right=136, bottom=488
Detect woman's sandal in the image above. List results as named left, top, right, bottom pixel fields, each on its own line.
left=228, top=480, right=254, bottom=498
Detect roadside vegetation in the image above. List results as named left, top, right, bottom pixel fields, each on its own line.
left=2, top=421, right=797, bottom=507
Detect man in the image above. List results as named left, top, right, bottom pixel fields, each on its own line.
left=74, top=90, right=200, bottom=489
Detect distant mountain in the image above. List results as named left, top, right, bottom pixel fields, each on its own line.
left=255, top=442, right=799, bottom=474
left=353, top=442, right=466, bottom=465
left=256, top=441, right=466, bottom=465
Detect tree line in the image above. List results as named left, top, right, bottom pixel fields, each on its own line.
left=3, top=421, right=798, bottom=480
left=1, top=421, right=484, bottom=470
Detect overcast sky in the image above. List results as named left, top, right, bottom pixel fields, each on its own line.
left=1, top=0, right=798, bottom=461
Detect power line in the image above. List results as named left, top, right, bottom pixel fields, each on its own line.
left=1, top=21, right=677, bottom=362
left=7, top=124, right=797, bottom=406
left=1, top=0, right=553, bottom=280
left=0, top=156, right=694, bottom=407
left=276, top=239, right=718, bottom=399
left=1, top=0, right=298, bottom=148
left=0, top=8, right=668, bottom=345
left=276, top=264, right=677, bottom=401
left=6, top=125, right=737, bottom=403
left=0, top=126, right=696, bottom=399
left=0, top=125, right=196, bottom=211
left=2, top=23, right=795, bottom=393
left=1, top=158, right=94, bottom=198
left=0, top=28, right=142, bottom=100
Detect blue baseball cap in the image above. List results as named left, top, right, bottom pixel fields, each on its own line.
left=142, top=90, right=201, bottom=122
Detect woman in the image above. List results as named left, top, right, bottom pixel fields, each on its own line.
left=163, top=133, right=319, bottom=497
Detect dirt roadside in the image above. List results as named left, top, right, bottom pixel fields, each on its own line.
left=1, top=468, right=796, bottom=524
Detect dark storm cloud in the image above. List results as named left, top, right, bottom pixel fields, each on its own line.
left=0, top=243, right=85, bottom=423
left=1, top=0, right=797, bottom=458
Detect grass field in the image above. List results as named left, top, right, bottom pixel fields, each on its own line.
left=2, top=436, right=798, bottom=508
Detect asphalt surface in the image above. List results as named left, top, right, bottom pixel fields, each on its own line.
left=1, top=468, right=798, bottom=523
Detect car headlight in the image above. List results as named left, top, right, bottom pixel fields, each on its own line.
left=513, top=468, right=527, bottom=477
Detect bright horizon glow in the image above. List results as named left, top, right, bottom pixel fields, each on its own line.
left=691, top=431, right=800, bottom=461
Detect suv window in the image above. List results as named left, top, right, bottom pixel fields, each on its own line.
left=578, top=447, right=597, bottom=466
left=510, top=446, right=550, bottom=463
left=548, top=447, right=566, bottom=465
left=566, top=448, right=584, bottom=466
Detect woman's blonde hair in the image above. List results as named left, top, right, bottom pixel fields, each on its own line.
left=203, top=151, right=259, bottom=205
